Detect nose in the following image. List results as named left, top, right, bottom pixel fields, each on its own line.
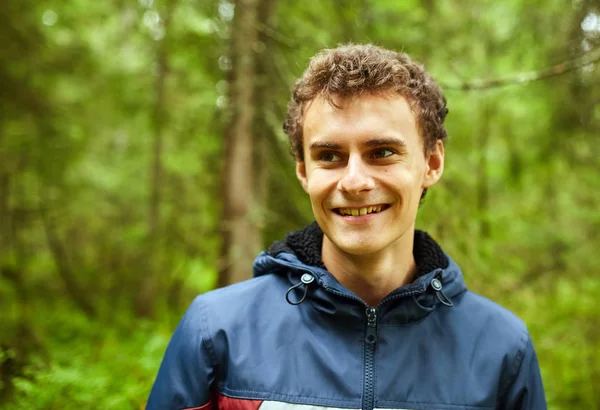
left=338, top=154, right=375, bottom=195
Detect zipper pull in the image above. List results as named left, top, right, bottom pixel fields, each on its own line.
left=365, top=307, right=378, bottom=344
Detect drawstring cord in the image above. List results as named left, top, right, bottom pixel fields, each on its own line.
left=286, top=273, right=453, bottom=307
left=430, top=277, right=453, bottom=307
left=285, top=273, right=315, bottom=305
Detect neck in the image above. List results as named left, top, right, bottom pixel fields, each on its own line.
left=322, top=229, right=417, bottom=306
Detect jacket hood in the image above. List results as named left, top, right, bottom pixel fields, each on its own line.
left=252, top=222, right=467, bottom=321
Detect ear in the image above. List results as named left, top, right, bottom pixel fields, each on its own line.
left=422, top=140, right=444, bottom=188
left=296, top=161, right=309, bottom=193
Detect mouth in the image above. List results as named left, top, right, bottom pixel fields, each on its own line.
left=333, top=204, right=391, bottom=216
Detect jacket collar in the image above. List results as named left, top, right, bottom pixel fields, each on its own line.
left=253, top=222, right=467, bottom=321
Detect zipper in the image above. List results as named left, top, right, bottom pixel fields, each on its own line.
left=285, top=266, right=441, bottom=410
left=299, top=270, right=430, bottom=410
left=363, top=306, right=378, bottom=410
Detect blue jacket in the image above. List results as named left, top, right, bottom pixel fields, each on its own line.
left=147, top=225, right=546, bottom=410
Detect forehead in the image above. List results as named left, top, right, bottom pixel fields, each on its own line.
left=302, top=94, right=420, bottom=147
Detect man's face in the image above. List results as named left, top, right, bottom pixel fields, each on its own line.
left=296, top=93, right=444, bottom=256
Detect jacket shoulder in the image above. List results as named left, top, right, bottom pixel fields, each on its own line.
left=459, top=290, right=528, bottom=328
left=455, top=290, right=530, bottom=351
left=186, top=274, right=293, bottom=332
left=198, top=273, right=288, bottom=307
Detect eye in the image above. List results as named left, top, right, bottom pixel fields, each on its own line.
left=372, top=148, right=395, bottom=159
left=319, top=152, right=342, bottom=162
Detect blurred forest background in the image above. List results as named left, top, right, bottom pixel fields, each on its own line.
left=1, top=0, right=599, bottom=408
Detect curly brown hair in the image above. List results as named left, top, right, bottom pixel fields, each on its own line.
left=283, top=44, right=449, bottom=162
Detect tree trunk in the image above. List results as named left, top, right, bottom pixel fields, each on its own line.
left=0, top=171, right=10, bottom=257
left=253, top=0, right=277, bottom=245
left=218, top=0, right=276, bottom=287
left=136, top=0, right=178, bottom=317
left=39, top=187, right=96, bottom=318
left=476, top=99, right=491, bottom=239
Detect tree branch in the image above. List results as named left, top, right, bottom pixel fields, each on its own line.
left=442, top=48, right=600, bottom=91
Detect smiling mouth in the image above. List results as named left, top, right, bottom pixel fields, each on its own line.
left=333, top=204, right=391, bottom=216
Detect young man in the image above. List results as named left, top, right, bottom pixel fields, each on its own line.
left=147, top=44, right=546, bottom=410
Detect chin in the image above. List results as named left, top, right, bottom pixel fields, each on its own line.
left=329, top=234, right=389, bottom=256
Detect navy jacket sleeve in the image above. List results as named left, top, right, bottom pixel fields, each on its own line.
left=499, top=334, right=546, bottom=410
left=146, top=297, right=216, bottom=410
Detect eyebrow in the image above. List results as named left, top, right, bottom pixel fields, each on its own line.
left=363, top=137, right=407, bottom=148
left=309, top=137, right=407, bottom=151
left=309, top=141, right=342, bottom=150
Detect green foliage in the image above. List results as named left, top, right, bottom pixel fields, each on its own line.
left=7, top=307, right=170, bottom=410
left=1, top=0, right=599, bottom=408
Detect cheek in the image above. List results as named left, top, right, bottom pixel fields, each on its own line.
left=307, top=171, right=337, bottom=196
left=391, top=168, right=421, bottom=188
left=404, top=161, right=427, bottom=189
left=385, top=175, right=423, bottom=205
left=306, top=184, right=328, bottom=209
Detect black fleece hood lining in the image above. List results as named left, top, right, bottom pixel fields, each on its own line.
left=267, top=222, right=449, bottom=279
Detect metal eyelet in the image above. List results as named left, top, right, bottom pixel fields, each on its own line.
left=431, top=277, right=453, bottom=307
left=431, top=278, right=442, bottom=291
left=301, top=273, right=314, bottom=285
left=285, top=273, right=315, bottom=305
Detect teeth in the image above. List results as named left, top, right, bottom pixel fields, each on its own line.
left=338, top=206, right=385, bottom=216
